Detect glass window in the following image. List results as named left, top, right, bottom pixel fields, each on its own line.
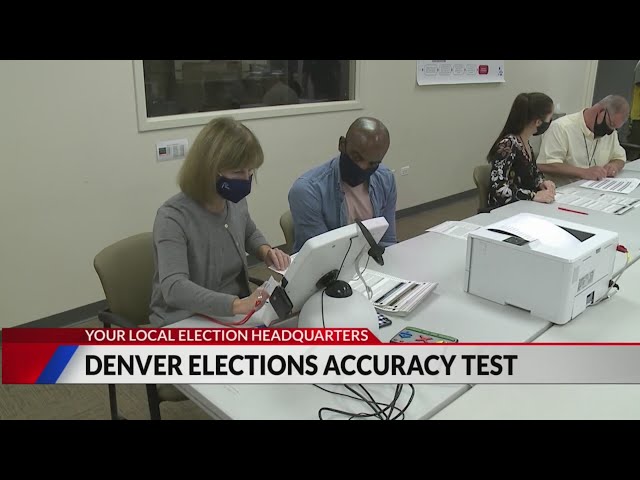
left=142, top=60, right=355, bottom=118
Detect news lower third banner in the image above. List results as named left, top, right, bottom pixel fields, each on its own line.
left=3, top=328, right=640, bottom=385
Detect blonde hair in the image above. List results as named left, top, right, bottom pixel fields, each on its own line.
left=178, top=117, right=264, bottom=205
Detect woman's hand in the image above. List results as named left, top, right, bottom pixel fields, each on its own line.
left=541, top=180, right=556, bottom=195
left=533, top=190, right=555, bottom=204
left=260, top=246, right=290, bottom=271
left=232, top=287, right=269, bottom=315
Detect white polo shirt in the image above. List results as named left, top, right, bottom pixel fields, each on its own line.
left=537, top=110, right=627, bottom=170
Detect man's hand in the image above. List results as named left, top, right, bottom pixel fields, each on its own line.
left=604, top=163, right=619, bottom=177
left=581, top=166, right=608, bottom=181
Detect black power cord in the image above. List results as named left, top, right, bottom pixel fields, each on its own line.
left=337, top=238, right=354, bottom=278
left=313, top=383, right=415, bottom=420
left=316, top=237, right=406, bottom=420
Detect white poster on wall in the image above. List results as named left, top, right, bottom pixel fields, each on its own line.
left=417, top=60, right=505, bottom=85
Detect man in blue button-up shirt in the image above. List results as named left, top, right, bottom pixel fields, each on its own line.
left=288, top=117, right=397, bottom=253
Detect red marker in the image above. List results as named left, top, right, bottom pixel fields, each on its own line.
left=558, top=207, right=588, bottom=215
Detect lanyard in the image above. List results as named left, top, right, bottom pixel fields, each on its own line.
left=582, top=134, right=599, bottom=167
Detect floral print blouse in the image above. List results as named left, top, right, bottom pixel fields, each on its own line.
left=488, top=134, right=544, bottom=209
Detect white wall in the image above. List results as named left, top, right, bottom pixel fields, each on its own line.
left=0, top=60, right=592, bottom=329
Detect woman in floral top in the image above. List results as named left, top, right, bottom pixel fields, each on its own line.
left=487, top=92, right=557, bottom=209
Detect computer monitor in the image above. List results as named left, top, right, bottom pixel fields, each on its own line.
left=257, top=217, right=389, bottom=325
left=283, top=216, right=388, bottom=312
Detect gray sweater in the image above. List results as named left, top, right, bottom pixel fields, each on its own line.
left=149, top=193, right=268, bottom=326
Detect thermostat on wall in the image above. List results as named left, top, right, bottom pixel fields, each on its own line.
left=156, top=139, right=189, bottom=162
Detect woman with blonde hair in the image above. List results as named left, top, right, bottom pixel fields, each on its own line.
left=150, top=117, right=289, bottom=326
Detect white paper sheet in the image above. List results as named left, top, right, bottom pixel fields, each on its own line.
left=426, top=221, right=481, bottom=239
left=555, top=187, right=640, bottom=215
left=267, top=252, right=297, bottom=276
left=493, top=214, right=582, bottom=249
left=580, top=178, right=640, bottom=195
left=261, top=276, right=279, bottom=295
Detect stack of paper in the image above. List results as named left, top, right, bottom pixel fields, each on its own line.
left=556, top=187, right=640, bottom=215
left=350, top=270, right=438, bottom=316
left=426, top=221, right=482, bottom=239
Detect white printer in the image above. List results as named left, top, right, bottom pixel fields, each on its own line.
left=464, top=213, right=618, bottom=325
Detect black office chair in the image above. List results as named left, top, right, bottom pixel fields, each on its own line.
left=621, top=142, right=640, bottom=162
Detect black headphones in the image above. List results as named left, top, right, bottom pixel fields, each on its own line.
left=355, top=219, right=385, bottom=266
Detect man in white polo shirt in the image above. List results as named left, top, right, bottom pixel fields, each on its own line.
left=537, top=95, right=629, bottom=186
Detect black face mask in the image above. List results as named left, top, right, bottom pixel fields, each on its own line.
left=593, top=110, right=614, bottom=138
left=216, top=175, right=252, bottom=203
left=339, top=152, right=378, bottom=187
left=534, top=119, right=551, bottom=136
